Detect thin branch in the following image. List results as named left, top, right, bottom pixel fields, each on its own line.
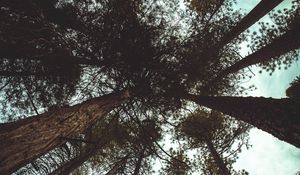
left=120, top=104, right=190, bottom=169
left=154, top=140, right=190, bottom=169
left=58, top=136, right=98, bottom=145
left=23, top=83, right=39, bottom=115
left=0, top=78, right=11, bottom=91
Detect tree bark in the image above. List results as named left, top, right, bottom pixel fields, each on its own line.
left=184, top=94, right=300, bottom=148
left=205, top=139, right=231, bottom=175
left=0, top=90, right=130, bottom=174
left=217, top=0, right=283, bottom=48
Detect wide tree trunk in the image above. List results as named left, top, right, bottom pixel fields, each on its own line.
left=184, top=94, right=300, bottom=148
left=217, top=0, right=283, bottom=48
left=205, top=139, right=231, bottom=175
left=0, top=90, right=130, bottom=174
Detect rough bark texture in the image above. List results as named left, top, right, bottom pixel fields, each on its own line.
left=218, top=0, right=283, bottom=48
left=0, top=90, right=130, bottom=174
left=185, top=94, right=300, bottom=148
left=205, top=139, right=231, bottom=175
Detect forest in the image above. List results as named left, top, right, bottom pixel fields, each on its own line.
left=0, top=0, right=300, bottom=174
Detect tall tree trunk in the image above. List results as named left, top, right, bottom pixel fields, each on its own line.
left=217, top=0, right=283, bottom=48
left=207, top=21, right=300, bottom=88
left=220, top=21, right=300, bottom=77
left=205, top=139, right=231, bottom=175
left=133, top=147, right=146, bottom=175
left=0, top=90, right=130, bottom=174
left=184, top=94, right=300, bottom=148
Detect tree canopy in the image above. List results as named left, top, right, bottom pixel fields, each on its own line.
left=1, top=0, right=300, bottom=174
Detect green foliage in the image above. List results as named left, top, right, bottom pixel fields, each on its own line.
left=178, top=109, right=250, bottom=174
left=286, top=75, right=300, bottom=99
left=249, top=0, right=300, bottom=73
left=1, top=0, right=294, bottom=174
left=161, top=152, right=191, bottom=175
left=0, top=0, right=245, bottom=118
left=180, top=109, right=224, bottom=142
left=187, top=0, right=224, bottom=14
left=0, top=3, right=82, bottom=118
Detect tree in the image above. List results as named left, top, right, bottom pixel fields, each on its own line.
left=183, top=93, right=300, bottom=148
left=1, top=0, right=299, bottom=174
left=0, top=4, right=84, bottom=116
left=48, top=118, right=120, bottom=175
left=0, top=90, right=130, bottom=174
left=286, top=75, right=300, bottom=99
left=216, top=20, right=300, bottom=79
left=161, top=152, right=190, bottom=175
left=217, top=0, right=283, bottom=48
left=202, top=1, right=300, bottom=88
left=179, top=109, right=250, bottom=175
left=52, top=109, right=162, bottom=175
left=104, top=155, right=130, bottom=175
left=1, top=0, right=85, bottom=32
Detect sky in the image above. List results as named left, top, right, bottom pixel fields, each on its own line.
left=232, top=0, right=300, bottom=174
left=234, top=61, right=300, bottom=175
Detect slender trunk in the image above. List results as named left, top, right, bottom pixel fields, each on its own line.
left=0, top=90, right=130, bottom=174
left=220, top=21, right=300, bottom=76
left=50, top=119, right=118, bottom=175
left=133, top=147, right=146, bottom=175
left=205, top=139, right=231, bottom=175
left=105, top=155, right=129, bottom=175
left=207, top=21, right=300, bottom=87
left=217, top=0, right=283, bottom=48
left=50, top=142, right=107, bottom=175
left=184, top=94, right=300, bottom=148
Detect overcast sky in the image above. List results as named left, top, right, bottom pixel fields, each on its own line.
left=234, top=62, right=300, bottom=175
left=232, top=0, right=300, bottom=174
